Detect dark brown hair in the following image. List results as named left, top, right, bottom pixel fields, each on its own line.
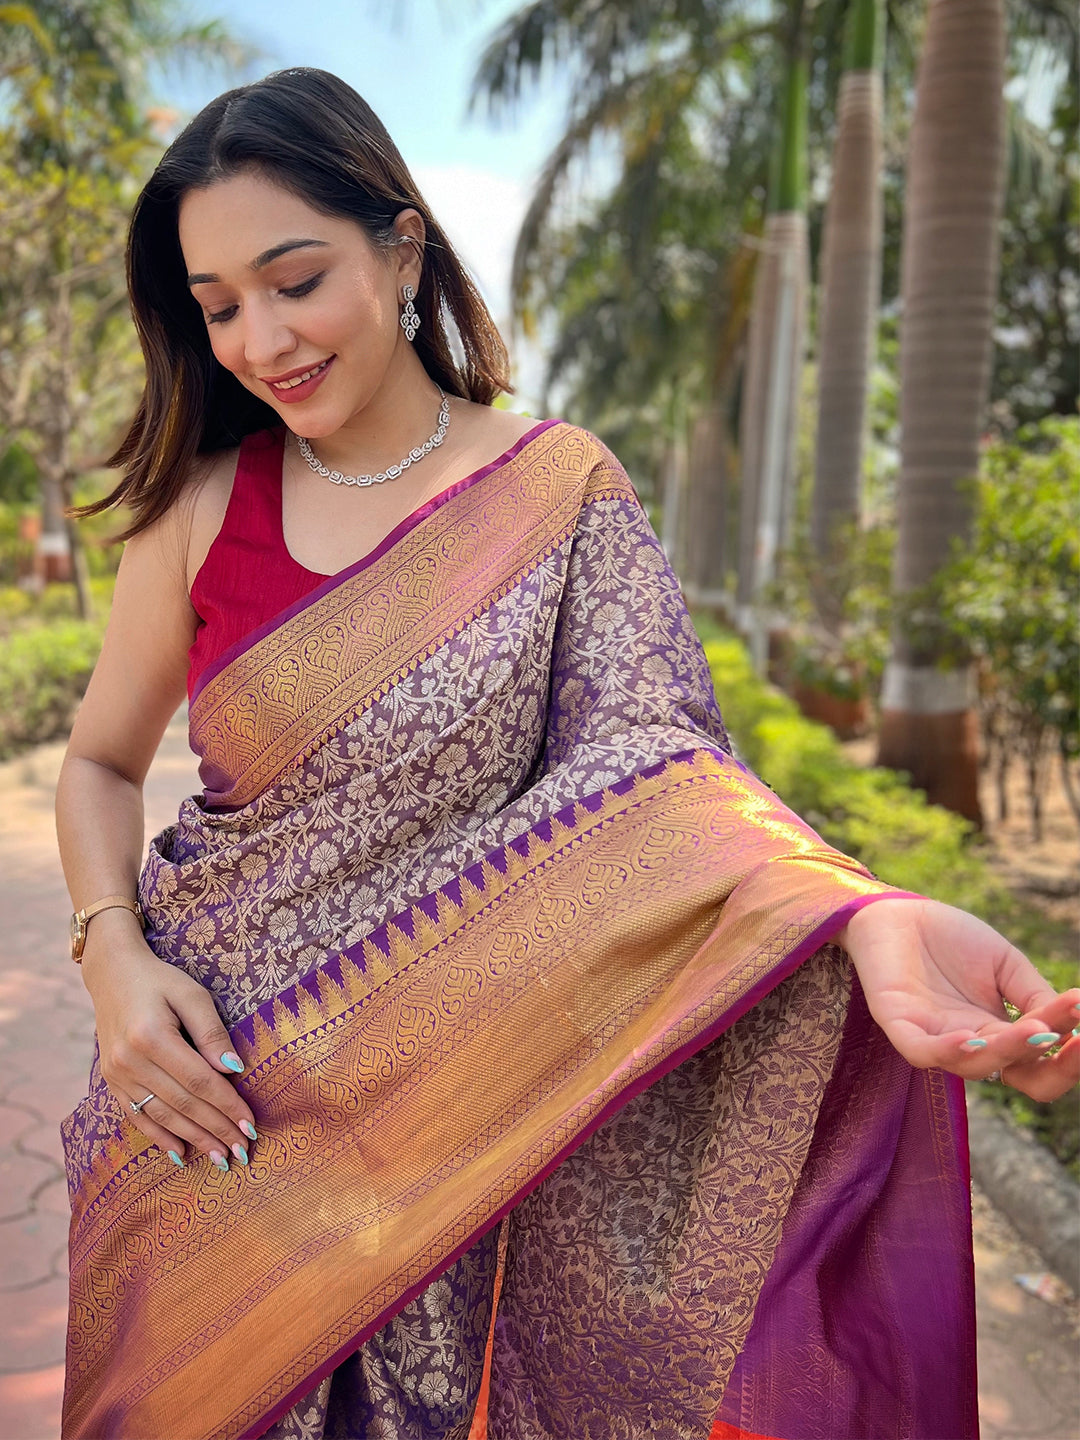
left=82, top=67, right=511, bottom=537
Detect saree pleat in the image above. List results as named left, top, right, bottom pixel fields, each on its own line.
left=61, top=424, right=975, bottom=1440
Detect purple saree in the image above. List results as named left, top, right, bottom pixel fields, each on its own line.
left=61, top=421, right=977, bottom=1440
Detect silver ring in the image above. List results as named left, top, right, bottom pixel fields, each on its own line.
left=984, top=1070, right=1003, bottom=1084
left=130, top=1093, right=156, bottom=1114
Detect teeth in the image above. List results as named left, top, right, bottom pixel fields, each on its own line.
left=271, top=360, right=328, bottom=390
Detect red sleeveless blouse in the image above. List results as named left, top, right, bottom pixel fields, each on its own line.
left=188, top=427, right=325, bottom=698
left=188, top=417, right=559, bottom=700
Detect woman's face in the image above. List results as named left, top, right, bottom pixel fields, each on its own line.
left=178, top=171, right=421, bottom=437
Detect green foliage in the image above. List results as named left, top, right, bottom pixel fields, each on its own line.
left=0, top=618, right=104, bottom=758
left=0, top=442, right=38, bottom=505
left=694, top=613, right=1079, bottom=1175
left=942, top=419, right=1079, bottom=752
left=936, top=418, right=1080, bottom=838
left=698, top=620, right=992, bottom=906
left=0, top=576, right=116, bottom=636
left=772, top=511, right=895, bottom=699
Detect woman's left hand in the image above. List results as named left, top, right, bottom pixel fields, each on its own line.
left=836, top=896, right=1080, bottom=1101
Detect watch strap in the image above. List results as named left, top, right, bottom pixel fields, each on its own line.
left=81, top=895, right=143, bottom=924
left=71, top=895, right=143, bottom=963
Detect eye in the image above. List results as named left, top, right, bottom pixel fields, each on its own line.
left=280, top=273, right=325, bottom=299
left=206, top=305, right=238, bottom=325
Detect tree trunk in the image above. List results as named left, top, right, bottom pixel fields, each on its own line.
left=811, top=0, right=884, bottom=588
left=50, top=239, right=93, bottom=620
left=684, top=405, right=729, bottom=604
left=736, top=212, right=808, bottom=647
left=38, top=472, right=73, bottom=583
left=735, top=46, right=809, bottom=663
left=659, top=433, right=688, bottom=576
left=877, top=0, right=1006, bottom=824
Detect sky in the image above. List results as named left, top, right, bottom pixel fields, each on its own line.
left=165, top=0, right=570, bottom=402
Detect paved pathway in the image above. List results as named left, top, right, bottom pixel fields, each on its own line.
left=0, top=721, right=1077, bottom=1439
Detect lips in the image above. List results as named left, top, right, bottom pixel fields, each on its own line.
left=262, top=356, right=334, bottom=403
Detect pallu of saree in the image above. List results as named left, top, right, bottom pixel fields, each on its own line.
left=61, top=422, right=977, bottom=1440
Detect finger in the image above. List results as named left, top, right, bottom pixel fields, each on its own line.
left=994, top=946, right=1064, bottom=1016
left=1003, top=1034, right=1080, bottom=1103
left=133, top=1048, right=254, bottom=1164
left=122, top=999, right=258, bottom=1142
left=114, top=1090, right=187, bottom=1168
left=170, top=985, right=248, bottom=1082
left=1016, top=989, right=1080, bottom=1033
left=967, top=1013, right=1073, bottom=1071
left=113, top=1061, right=240, bottom=1166
left=135, top=1088, right=242, bottom=1169
left=154, top=1028, right=257, bottom=1141
left=882, top=1015, right=1071, bottom=1077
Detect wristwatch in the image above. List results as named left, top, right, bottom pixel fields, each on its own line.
left=70, top=896, right=144, bottom=963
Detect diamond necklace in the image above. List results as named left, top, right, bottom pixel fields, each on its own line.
left=296, top=389, right=450, bottom=488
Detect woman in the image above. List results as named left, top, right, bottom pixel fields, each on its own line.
left=56, top=68, right=1077, bottom=1440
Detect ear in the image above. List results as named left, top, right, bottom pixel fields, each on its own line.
left=391, top=209, right=426, bottom=290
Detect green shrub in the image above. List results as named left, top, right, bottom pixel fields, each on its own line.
left=0, top=576, right=116, bottom=636
left=0, top=587, right=34, bottom=629
left=699, top=623, right=993, bottom=909
left=0, top=619, right=104, bottom=758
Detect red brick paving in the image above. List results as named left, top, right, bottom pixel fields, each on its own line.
left=0, top=719, right=1077, bottom=1439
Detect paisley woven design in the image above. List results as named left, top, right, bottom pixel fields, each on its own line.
left=489, top=948, right=852, bottom=1439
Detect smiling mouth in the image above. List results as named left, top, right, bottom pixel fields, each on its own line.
left=266, top=358, right=333, bottom=391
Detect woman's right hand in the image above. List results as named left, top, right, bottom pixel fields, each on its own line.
left=80, top=908, right=257, bottom=1170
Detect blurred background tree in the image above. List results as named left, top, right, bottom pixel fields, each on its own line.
left=0, top=0, right=247, bottom=615
left=473, top=0, right=1078, bottom=820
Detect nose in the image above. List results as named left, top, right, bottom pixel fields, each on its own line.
left=242, top=298, right=297, bottom=373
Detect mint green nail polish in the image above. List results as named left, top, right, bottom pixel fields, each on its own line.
left=240, top=1120, right=257, bottom=1142
left=1026, top=1032, right=1060, bottom=1046
left=167, top=1150, right=184, bottom=1168
left=231, top=1144, right=248, bottom=1166
left=1072, top=1026, right=1080, bottom=1039
left=221, top=1052, right=244, bottom=1074
left=963, top=1038, right=988, bottom=1049
left=210, top=1150, right=230, bottom=1172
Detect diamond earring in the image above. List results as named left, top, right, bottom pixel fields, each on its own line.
left=400, top=284, right=420, bottom=343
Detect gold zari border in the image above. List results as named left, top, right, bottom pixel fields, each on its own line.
left=63, top=750, right=889, bottom=1440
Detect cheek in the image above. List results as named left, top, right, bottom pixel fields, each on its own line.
left=207, top=327, right=244, bottom=375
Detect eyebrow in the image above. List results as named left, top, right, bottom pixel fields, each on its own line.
left=186, top=238, right=330, bottom=288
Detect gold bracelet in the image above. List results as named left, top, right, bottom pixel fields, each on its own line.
left=70, top=895, right=143, bottom=963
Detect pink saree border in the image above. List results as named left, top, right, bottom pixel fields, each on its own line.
left=189, top=417, right=564, bottom=706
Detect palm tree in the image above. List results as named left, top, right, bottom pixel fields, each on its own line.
left=876, top=0, right=1007, bottom=822
left=810, top=0, right=884, bottom=580
left=734, top=23, right=810, bottom=669
left=470, top=0, right=780, bottom=521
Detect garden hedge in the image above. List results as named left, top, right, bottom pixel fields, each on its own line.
left=0, top=618, right=105, bottom=759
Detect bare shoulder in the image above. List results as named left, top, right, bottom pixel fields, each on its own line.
left=452, top=401, right=549, bottom=456
left=488, top=407, right=548, bottom=446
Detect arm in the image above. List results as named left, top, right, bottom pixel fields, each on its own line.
left=548, top=445, right=1080, bottom=1100
left=56, top=482, right=257, bottom=1169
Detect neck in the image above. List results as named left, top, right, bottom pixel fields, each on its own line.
left=298, top=352, right=446, bottom=475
